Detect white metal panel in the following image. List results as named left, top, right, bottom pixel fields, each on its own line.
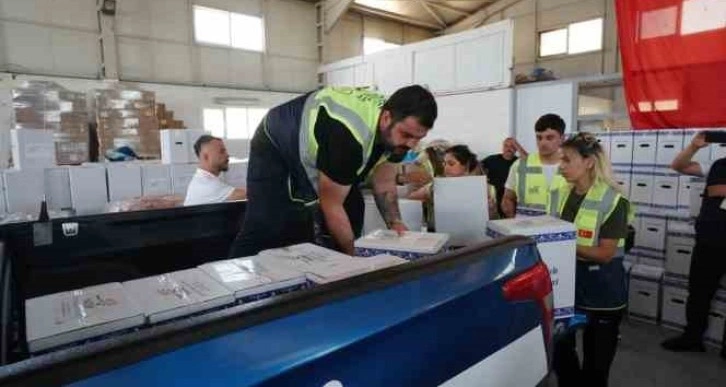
left=413, top=45, right=455, bottom=92
left=370, top=50, right=412, bottom=96
left=2, top=21, right=54, bottom=73
left=515, top=81, right=576, bottom=155
left=51, top=29, right=99, bottom=77
left=115, top=0, right=151, bottom=38
left=327, top=68, right=355, bottom=87
left=266, top=0, right=317, bottom=61
left=149, top=0, right=189, bottom=43
left=455, top=33, right=507, bottom=89
left=117, top=37, right=154, bottom=80
left=199, top=46, right=230, bottom=84
left=50, top=0, right=97, bottom=31
left=0, top=0, right=51, bottom=23
left=228, top=50, right=265, bottom=88
left=152, top=42, right=193, bottom=83
left=354, top=63, right=374, bottom=87
left=196, top=0, right=262, bottom=17
left=433, top=88, right=513, bottom=159
left=266, top=56, right=318, bottom=92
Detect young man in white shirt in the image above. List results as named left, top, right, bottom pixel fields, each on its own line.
left=184, top=135, right=246, bottom=206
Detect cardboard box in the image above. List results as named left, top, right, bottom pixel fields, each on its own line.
left=678, top=176, right=694, bottom=211
left=652, top=170, right=679, bottom=209
left=361, top=254, right=409, bottom=272
left=628, top=264, right=664, bottom=323
left=487, top=216, right=576, bottom=320
left=141, top=163, right=171, bottom=196
left=122, top=268, right=234, bottom=324
left=632, top=131, right=658, bottom=167
left=665, top=236, right=694, bottom=278
left=689, top=178, right=706, bottom=218
left=0, top=174, right=6, bottom=215
left=69, top=166, right=108, bottom=215
left=11, top=129, right=56, bottom=169
left=595, top=132, right=611, bottom=158
left=661, top=275, right=688, bottom=330
left=171, top=163, right=197, bottom=196
left=25, top=282, right=145, bottom=353
left=160, top=129, right=191, bottom=164
left=259, top=243, right=370, bottom=284
left=433, top=176, right=489, bottom=245
left=610, top=132, right=634, bottom=167
left=3, top=169, right=44, bottom=214
left=613, top=170, right=631, bottom=198
left=44, top=167, right=72, bottom=211
left=362, top=195, right=424, bottom=235
left=630, top=169, right=655, bottom=205
left=198, top=256, right=308, bottom=303
left=656, top=130, right=684, bottom=167
left=354, top=230, right=449, bottom=260
left=630, top=249, right=665, bottom=268
left=106, top=163, right=142, bottom=201
left=639, top=217, right=667, bottom=252
left=706, top=295, right=726, bottom=345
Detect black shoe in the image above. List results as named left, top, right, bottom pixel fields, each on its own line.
left=661, top=335, right=705, bottom=352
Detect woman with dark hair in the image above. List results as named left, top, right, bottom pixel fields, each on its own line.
left=549, top=132, right=633, bottom=387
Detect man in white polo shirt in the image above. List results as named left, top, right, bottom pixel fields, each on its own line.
left=184, top=135, right=246, bottom=206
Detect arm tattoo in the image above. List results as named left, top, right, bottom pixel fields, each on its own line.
left=373, top=190, right=402, bottom=225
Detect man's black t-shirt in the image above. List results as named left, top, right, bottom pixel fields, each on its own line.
left=481, top=154, right=518, bottom=214
left=314, top=107, right=403, bottom=186
left=696, top=157, right=726, bottom=239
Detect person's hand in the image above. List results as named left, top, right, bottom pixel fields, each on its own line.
left=405, top=170, right=432, bottom=185
left=690, top=132, right=708, bottom=149
left=389, top=220, right=408, bottom=236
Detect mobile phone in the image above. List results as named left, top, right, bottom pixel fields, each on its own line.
left=704, top=131, right=726, bottom=144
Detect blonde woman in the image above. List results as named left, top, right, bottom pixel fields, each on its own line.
left=548, top=132, right=633, bottom=387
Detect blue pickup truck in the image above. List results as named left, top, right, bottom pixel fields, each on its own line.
left=0, top=234, right=552, bottom=386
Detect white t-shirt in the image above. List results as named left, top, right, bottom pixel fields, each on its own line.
left=699, top=161, right=712, bottom=177
left=505, top=161, right=559, bottom=192
left=184, top=168, right=235, bottom=206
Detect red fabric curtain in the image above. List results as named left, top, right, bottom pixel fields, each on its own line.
left=615, top=0, right=726, bottom=129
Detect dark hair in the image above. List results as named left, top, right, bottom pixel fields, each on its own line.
left=193, top=134, right=222, bottom=157
left=535, top=113, right=566, bottom=135
left=382, top=85, right=437, bottom=128
left=445, top=145, right=479, bottom=173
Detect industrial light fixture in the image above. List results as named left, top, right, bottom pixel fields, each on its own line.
left=213, top=97, right=261, bottom=106
left=98, top=0, right=116, bottom=16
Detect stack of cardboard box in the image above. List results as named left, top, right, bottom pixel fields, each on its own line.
left=11, top=81, right=89, bottom=165
left=95, top=88, right=160, bottom=159
left=156, top=103, right=185, bottom=129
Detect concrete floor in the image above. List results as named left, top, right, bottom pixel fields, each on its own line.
left=548, top=319, right=726, bottom=386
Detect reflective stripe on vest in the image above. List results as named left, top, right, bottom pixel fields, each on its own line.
left=516, top=153, right=564, bottom=210
left=298, top=87, right=383, bottom=196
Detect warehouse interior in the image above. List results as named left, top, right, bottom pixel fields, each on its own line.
left=0, top=0, right=725, bottom=386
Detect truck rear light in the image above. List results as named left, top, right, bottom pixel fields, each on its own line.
left=503, top=260, right=554, bottom=364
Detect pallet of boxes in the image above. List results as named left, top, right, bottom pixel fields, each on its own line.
left=94, top=88, right=160, bottom=160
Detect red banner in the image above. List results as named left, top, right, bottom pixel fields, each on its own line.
left=615, top=0, right=726, bottom=129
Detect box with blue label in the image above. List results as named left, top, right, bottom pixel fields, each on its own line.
left=198, top=256, right=308, bottom=303
left=486, top=216, right=576, bottom=320
left=354, top=230, right=450, bottom=260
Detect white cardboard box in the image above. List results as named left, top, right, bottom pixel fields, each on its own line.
left=662, top=276, right=688, bottom=330
left=656, top=130, right=684, bottom=167
left=639, top=217, right=667, bottom=252
left=628, top=264, right=664, bottom=323
left=3, top=169, right=44, bottom=214
left=610, top=132, right=634, bottom=167
left=223, top=159, right=248, bottom=188
left=361, top=254, right=409, bottom=272
left=122, top=268, right=235, bottom=324
left=141, top=163, right=172, bottom=196
left=433, top=176, right=489, bottom=246
left=44, top=167, right=72, bottom=211
left=689, top=178, right=706, bottom=218
left=595, top=132, right=611, bottom=158
left=665, top=222, right=695, bottom=278
left=678, top=176, right=694, bottom=211
left=354, top=230, right=449, bottom=260
left=613, top=170, right=631, bottom=199
left=161, top=130, right=192, bottom=164
left=630, top=169, right=655, bottom=205
left=171, top=164, right=197, bottom=196
left=0, top=173, right=6, bottom=214
left=706, top=296, right=726, bottom=345
left=106, top=163, right=142, bottom=201
left=69, top=166, right=108, bottom=215
left=10, top=129, right=56, bottom=170
left=25, top=282, right=145, bottom=353
left=259, top=243, right=370, bottom=284
left=198, top=256, right=307, bottom=302
left=632, top=131, right=658, bottom=167
left=652, top=170, right=679, bottom=209
left=185, top=130, right=206, bottom=162
left=711, top=142, right=726, bottom=162
left=362, top=195, right=424, bottom=235
left=487, top=216, right=576, bottom=320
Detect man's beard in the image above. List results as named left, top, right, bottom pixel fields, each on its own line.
left=381, top=124, right=408, bottom=156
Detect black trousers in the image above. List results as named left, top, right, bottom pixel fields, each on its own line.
left=228, top=127, right=365, bottom=258
left=553, top=309, right=624, bottom=387
left=684, top=238, right=726, bottom=340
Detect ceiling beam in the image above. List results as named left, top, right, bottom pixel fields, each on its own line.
left=323, top=0, right=355, bottom=32
left=444, top=0, right=525, bottom=35
left=416, top=0, right=447, bottom=29
left=350, top=4, right=442, bottom=31
left=426, top=1, right=473, bottom=17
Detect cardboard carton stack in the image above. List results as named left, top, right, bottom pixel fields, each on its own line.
left=95, top=88, right=160, bottom=159
left=156, top=103, right=185, bottom=129
left=11, top=81, right=89, bottom=165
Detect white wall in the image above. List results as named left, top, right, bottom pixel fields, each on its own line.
left=0, top=0, right=318, bottom=92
